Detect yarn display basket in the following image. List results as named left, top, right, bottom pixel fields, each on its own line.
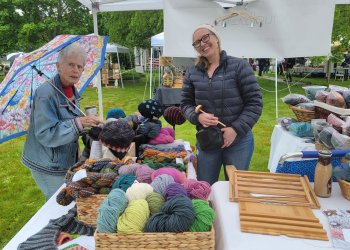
left=94, top=225, right=215, bottom=250
left=76, top=194, right=107, bottom=225
left=338, top=179, right=350, bottom=201
left=314, top=100, right=350, bottom=119
left=289, top=105, right=315, bottom=122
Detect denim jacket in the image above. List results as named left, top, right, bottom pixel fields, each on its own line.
left=22, top=74, right=83, bottom=175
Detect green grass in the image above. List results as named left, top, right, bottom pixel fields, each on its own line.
left=0, top=73, right=349, bottom=248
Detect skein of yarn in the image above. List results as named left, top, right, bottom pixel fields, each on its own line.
left=118, top=163, right=140, bottom=175
left=189, top=199, right=215, bottom=232
left=150, top=174, right=175, bottom=197
left=117, top=200, right=150, bottom=233
left=151, top=167, right=186, bottom=184
left=97, top=189, right=128, bottom=233
left=126, top=182, right=154, bottom=201
left=135, top=164, right=154, bottom=184
left=112, top=174, right=136, bottom=192
left=183, top=179, right=211, bottom=200
left=146, top=192, right=165, bottom=215
left=144, top=195, right=195, bottom=233
left=165, top=183, right=188, bottom=201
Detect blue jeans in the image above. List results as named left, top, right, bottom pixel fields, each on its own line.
left=31, top=169, right=65, bottom=201
left=196, top=130, right=254, bottom=185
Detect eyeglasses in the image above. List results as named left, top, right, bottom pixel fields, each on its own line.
left=192, top=33, right=211, bottom=48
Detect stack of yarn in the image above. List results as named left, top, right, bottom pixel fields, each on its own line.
left=97, top=169, right=214, bottom=234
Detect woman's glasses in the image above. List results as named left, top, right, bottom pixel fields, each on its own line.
left=192, top=33, right=211, bottom=48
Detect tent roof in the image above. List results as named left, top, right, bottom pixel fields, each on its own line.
left=151, top=32, right=164, bottom=47
left=106, top=43, right=129, bottom=53
left=77, top=0, right=163, bottom=12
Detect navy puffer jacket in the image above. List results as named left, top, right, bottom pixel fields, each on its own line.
left=181, top=50, right=262, bottom=144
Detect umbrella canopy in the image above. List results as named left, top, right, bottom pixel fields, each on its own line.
left=6, top=52, right=25, bottom=63
left=0, top=34, right=108, bottom=143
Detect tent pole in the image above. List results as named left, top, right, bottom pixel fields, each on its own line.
left=129, top=51, right=135, bottom=82
left=92, top=7, right=103, bottom=120
left=275, top=58, right=278, bottom=120
left=158, top=48, right=161, bottom=87
left=116, top=49, right=123, bottom=88
left=150, top=47, right=153, bottom=98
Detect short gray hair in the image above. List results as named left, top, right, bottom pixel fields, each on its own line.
left=57, top=43, right=87, bottom=65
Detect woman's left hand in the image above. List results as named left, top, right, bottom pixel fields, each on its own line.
left=221, top=127, right=237, bottom=148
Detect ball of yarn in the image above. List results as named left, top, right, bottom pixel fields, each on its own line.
left=117, top=200, right=150, bottom=233
left=151, top=174, right=175, bottom=197
left=144, top=195, right=195, bottom=233
left=112, top=174, right=136, bottom=192
left=183, top=179, right=211, bottom=200
left=165, top=183, right=188, bottom=201
left=135, top=164, right=154, bottom=184
left=189, top=199, right=215, bottom=232
left=151, top=167, right=186, bottom=184
left=126, top=182, right=154, bottom=201
left=146, top=192, right=165, bottom=215
left=97, top=189, right=128, bottom=233
left=118, top=163, right=140, bottom=175
left=163, top=106, right=186, bottom=126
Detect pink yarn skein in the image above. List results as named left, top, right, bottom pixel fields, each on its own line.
left=118, top=163, right=140, bottom=175
left=135, top=164, right=154, bottom=184
left=183, top=179, right=211, bottom=200
left=151, top=167, right=186, bottom=184
left=148, top=127, right=175, bottom=145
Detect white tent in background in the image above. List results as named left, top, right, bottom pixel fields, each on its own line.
left=150, top=32, right=164, bottom=98
left=106, top=43, right=134, bottom=88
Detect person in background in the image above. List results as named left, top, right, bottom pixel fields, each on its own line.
left=263, top=58, right=270, bottom=74
left=257, top=58, right=267, bottom=76
left=285, top=57, right=296, bottom=82
left=22, top=43, right=103, bottom=201
left=181, top=24, right=263, bottom=185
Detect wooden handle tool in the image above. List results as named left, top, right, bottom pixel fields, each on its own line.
left=195, top=105, right=226, bottom=127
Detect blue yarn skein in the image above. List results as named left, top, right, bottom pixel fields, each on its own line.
left=112, top=174, right=136, bottom=192
left=151, top=174, right=175, bottom=197
left=144, top=195, right=195, bottom=233
left=97, top=189, right=128, bottom=233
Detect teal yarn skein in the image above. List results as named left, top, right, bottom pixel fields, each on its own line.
left=112, top=174, right=136, bottom=192
left=144, top=195, right=195, bottom=233
left=97, top=188, right=128, bottom=233
left=189, top=199, right=215, bottom=232
left=146, top=192, right=165, bottom=215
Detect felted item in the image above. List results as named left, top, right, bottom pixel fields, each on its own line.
left=18, top=207, right=95, bottom=250
left=99, top=120, right=135, bottom=151
left=138, top=99, right=164, bottom=119
left=106, top=108, right=126, bottom=120
left=163, top=106, right=186, bottom=127
left=148, top=127, right=175, bottom=145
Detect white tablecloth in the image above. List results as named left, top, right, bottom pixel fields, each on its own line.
left=268, top=125, right=315, bottom=172
left=211, top=181, right=349, bottom=250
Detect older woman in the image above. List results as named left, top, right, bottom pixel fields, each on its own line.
left=22, top=43, right=102, bottom=200
left=181, top=24, right=263, bottom=185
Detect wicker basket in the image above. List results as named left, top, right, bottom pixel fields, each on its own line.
left=338, top=179, right=350, bottom=201
left=314, top=101, right=350, bottom=119
left=95, top=226, right=215, bottom=250
left=76, top=194, right=107, bottom=225
left=289, top=105, right=315, bottom=122
left=315, top=141, right=333, bottom=150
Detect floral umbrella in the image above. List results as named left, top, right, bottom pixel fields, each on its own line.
left=0, top=34, right=108, bottom=143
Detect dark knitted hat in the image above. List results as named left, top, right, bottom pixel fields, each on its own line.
left=106, top=108, right=126, bottom=120
left=138, top=99, right=164, bottom=119
left=164, top=106, right=186, bottom=126
left=99, top=120, right=135, bottom=150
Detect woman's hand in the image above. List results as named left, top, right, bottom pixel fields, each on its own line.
left=79, top=115, right=103, bottom=128
left=198, top=113, right=219, bottom=127
left=221, top=127, right=237, bottom=148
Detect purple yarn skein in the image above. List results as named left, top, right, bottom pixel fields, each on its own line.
left=165, top=183, right=188, bottom=201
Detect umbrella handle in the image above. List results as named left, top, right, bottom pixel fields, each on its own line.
left=301, top=149, right=350, bottom=159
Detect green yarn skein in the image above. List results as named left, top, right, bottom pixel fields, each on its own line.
left=146, top=192, right=165, bottom=215
left=189, top=199, right=215, bottom=232
left=117, top=200, right=150, bottom=233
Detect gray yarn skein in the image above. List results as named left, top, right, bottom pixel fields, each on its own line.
left=144, top=195, right=195, bottom=232
left=151, top=174, right=175, bottom=197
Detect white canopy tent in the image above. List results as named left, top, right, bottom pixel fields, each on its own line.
left=150, top=32, right=164, bottom=98
left=106, top=43, right=134, bottom=88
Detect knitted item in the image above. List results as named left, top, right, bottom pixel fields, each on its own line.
left=138, top=99, right=164, bottom=119
left=99, top=120, right=135, bottom=152
left=137, top=119, right=162, bottom=139
left=163, top=106, right=186, bottom=127
left=148, top=127, right=175, bottom=145
left=106, top=108, right=126, bottom=120
left=18, top=207, right=95, bottom=250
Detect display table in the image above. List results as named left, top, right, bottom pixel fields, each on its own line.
left=4, top=141, right=196, bottom=250
left=268, top=125, right=315, bottom=172
left=153, top=86, right=182, bottom=106
left=211, top=181, right=349, bottom=250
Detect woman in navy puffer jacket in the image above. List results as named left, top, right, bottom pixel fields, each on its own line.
left=181, top=24, right=263, bottom=185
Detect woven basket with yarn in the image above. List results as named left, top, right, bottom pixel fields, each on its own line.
left=338, top=179, right=350, bottom=201
left=289, top=105, right=315, bottom=122
left=76, top=194, right=107, bottom=225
